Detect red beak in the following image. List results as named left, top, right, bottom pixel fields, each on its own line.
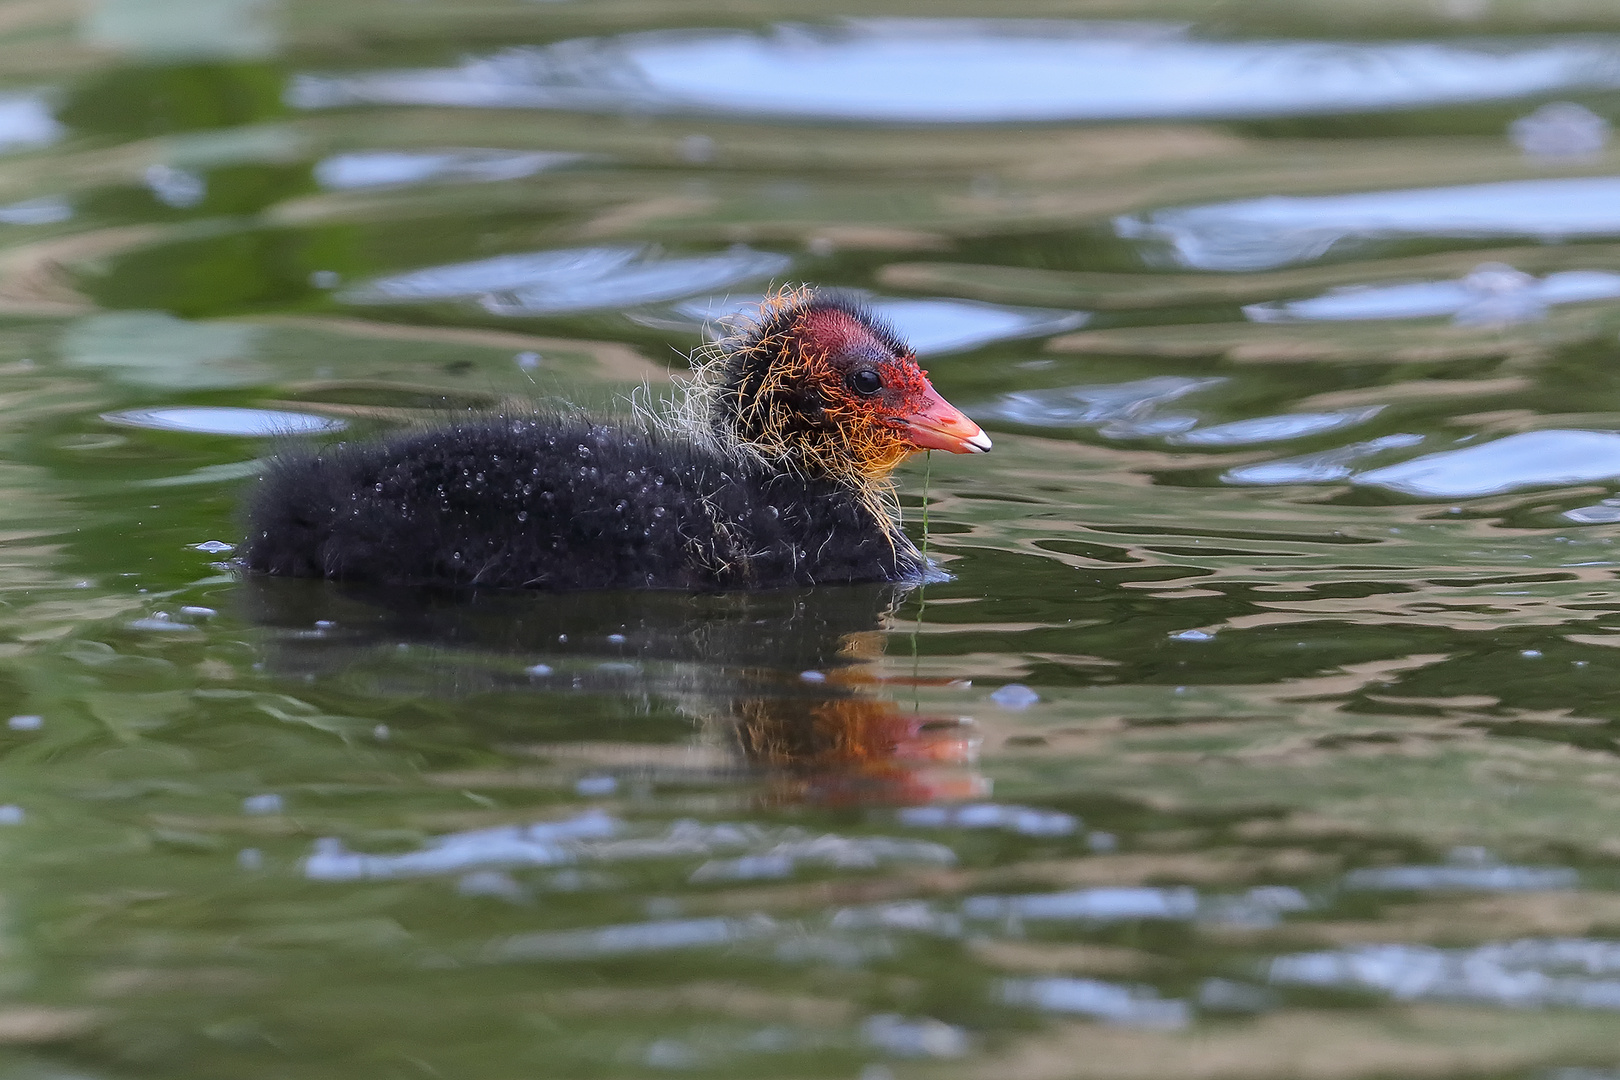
left=899, top=384, right=992, bottom=454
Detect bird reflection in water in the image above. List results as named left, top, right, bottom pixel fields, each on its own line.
left=730, top=633, right=985, bottom=806
left=238, top=576, right=985, bottom=807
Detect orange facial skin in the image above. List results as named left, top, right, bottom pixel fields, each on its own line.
left=796, top=304, right=992, bottom=474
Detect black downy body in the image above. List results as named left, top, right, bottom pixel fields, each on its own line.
left=240, top=415, right=921, bottom=591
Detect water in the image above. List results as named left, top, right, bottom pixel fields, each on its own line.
left=284, top=22, right=1620, bottom=122
left=661, top=293, right=1089, bottom=356
left=8, top=2, right=1620, bottom=1078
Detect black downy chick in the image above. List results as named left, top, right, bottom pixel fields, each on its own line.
left=239, top=288, right=990, bottom=591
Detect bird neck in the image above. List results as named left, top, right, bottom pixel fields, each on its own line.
left=669, top=355, right=909, bottom=554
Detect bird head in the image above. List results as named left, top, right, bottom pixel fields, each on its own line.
left=709, top=288, right=990, bottom=483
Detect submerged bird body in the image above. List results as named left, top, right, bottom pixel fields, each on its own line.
left=241, top=289, right=988, bottom=591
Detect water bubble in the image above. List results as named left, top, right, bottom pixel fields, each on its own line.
left=799, top=669, right=827, bottom=682
left=1170, top=629, right=1215, bottom=642
left=515, top=351, right=541, bottom=369
left=238, top=848, right=264, bottom=871
left=309, top=270, right=341, bottom=288
left=243, top=794, right=284, bottom=815
left=373, top=724, right=390, bottom=740
left=7, top=714, right=41, bottom=731
left=191, top=540, right=236, bottom=554
left=0, top=805, right=23, bottom=825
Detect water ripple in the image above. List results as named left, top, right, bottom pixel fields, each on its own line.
left=1245, top=265, right=1620, bottom=324
left=343, top=245, right=792, bottom=314
left=661, top=293, right=1087, bottom=356
left=1118, top=177, right=1620, bottom=270
left=288, top=22, right=1620, bottom=123
left=314, top=149, right=587, bottom=190
left=1354, top=430, right=1620, bottom=498
left=1271, top=939, right=1620, bottom=1009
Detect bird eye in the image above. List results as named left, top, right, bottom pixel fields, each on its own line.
left=848, top=368, right=883, bottom=396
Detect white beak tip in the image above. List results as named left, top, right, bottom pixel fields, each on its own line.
left=965, top=429, right=992, bottom=453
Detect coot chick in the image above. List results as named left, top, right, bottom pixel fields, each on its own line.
left=240, top=287, right=990, bottom=591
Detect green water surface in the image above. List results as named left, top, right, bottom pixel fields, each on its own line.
left=3, top=2, right=1620, bottom=1078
